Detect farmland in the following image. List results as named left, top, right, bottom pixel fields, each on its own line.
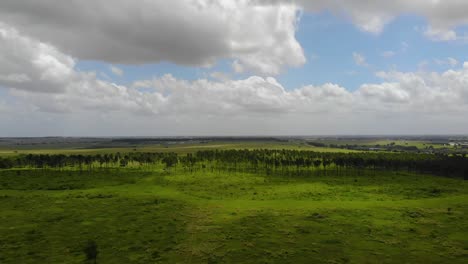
left=0, top=137, right=467, bottom=263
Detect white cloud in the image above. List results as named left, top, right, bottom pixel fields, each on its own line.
left=0, top=0, right=305, bottom=75
left=447, top=57, right=459, bottom=67
left=0, top=0, right=464, bottom=88
left=434, top=57, right=459, bottom=67
left=417, top=60, right=430, bottom=71
left=353, top=52, right=368, bottom=67
left=0, top=0, right=465, bottom=82
left=1, top=17, right=468, bottom=135
left=381, top=51, right=396, bottom=58
left=6, top=62, right=468, bottom=135
left=424, top=27, right=457, bottom=41
left=110, top=65, right=123, bottom=77
left=5, top=41, right=468, bottom=133
left=210, top=72, right=231, bottom=81
left=274, top=0, right=468, bottom=41
left=0, top=22, right=75, bottom=93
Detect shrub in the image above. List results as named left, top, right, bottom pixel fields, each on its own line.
left=84, top=240, right=98, bottom=263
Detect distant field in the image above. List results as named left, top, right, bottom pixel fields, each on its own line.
left=314, top=139, right=453, bottom=149
left=0, top=168, right=466, bottom=263
left=2, top=136, right=464, bottom=158
left=0, top=141, right=357, bottom=156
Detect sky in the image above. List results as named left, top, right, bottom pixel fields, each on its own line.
left=0, top=0, right=468, bottom=136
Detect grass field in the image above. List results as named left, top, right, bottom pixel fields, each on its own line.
left=0, top=141, right=357, bottom=157
left=0, top=166, right=467, bottom=263
left=314, top=139, right=453, bottom=149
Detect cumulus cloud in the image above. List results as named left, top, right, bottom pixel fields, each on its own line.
left=6, top=63, right=468, bottom=135
left=3, top=25, right=468, bottom=133
left=266, top=0, right=468, bottom=40
left=1, top=17, right=468, bottom=135
left=0, top=73, right=31, bottom=83
left=110, top=66, right=124, bottom=77
left=0, top=0, right=465, bottom=84
left=0, top=0, right=305, bottom=75
left=3, top=21, right=466, bottom=120
left=0, top=22, right=75, bottom=93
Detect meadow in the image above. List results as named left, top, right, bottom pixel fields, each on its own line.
left=0, top=141, right=467, bottom=263
left=0, top=140, right=356, bottom=157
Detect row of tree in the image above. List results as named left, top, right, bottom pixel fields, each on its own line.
left=0, top=150, right=467, bottom=178
left=0, top=153, right=177, bottom=170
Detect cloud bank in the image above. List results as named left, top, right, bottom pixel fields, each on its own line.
left=0, top=1, right=468, bottom=135
left=1, top=21, right=468, bottom=135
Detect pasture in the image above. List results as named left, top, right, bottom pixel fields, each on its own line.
left=0, top=141, right=356, bottom=157
left=0, top=165, right=467, bottom=263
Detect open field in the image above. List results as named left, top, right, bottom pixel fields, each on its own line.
left=3, top=136, right=465, bottom=157
left=0, top=141, right=357, bottom=157
left=0, top=139, right=467, bottom=263
left=318, top=139, right=448, bottom=148
left=1, top=166, right=467, bottom=263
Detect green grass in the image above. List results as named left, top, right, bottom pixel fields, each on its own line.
left=318, top=139, right=452, bottom=149
left=0, top=141, right=358, bottom=157
left=0, top=167, right=467, bottom=263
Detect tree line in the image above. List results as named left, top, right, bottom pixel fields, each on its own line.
left=0, top=150, right=467, bottom=178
